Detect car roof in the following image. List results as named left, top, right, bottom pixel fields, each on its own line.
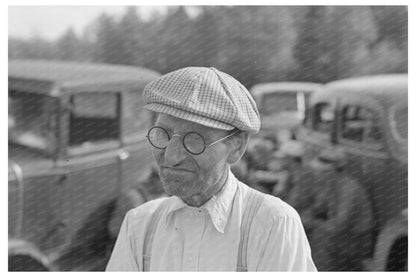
left=313, top=74, right=408, bottom=108
left=250, top=82, right=322, bottom=96
left=9, top=59, right=161, bottom=95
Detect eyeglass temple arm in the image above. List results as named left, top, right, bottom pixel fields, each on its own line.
left=206, top=130, right=239, bottom=147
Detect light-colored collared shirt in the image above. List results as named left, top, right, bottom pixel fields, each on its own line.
left=106, top=170, right=316, bottom=271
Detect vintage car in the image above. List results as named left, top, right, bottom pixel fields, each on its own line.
left=250, top=82, right=322, bottom=142
left=8, top=59, right=161, bottom=270
left=298, top=74, right=408, bottom=271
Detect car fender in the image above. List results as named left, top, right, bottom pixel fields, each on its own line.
left=8, top=238, right=53, bottom=271
left=366, top=209, right=407, bottom=271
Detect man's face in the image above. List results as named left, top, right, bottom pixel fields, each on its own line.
left=150, top=114, right=234, bottom=204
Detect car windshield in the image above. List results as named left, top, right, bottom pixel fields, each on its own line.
left=261, top=92, right=298, bottom=115
left=8, top=91, right=58, bottom=154
left=390, top=103, right=408, bottom=143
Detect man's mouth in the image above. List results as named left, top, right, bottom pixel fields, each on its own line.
left=162, top=166, right=194, bottom=173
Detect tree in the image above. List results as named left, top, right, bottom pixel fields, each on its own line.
left=55, top=28, right=84, bottom=61
left=189, top=6, right=220, bottom=67
left=255, top=6, right=299, bottom=82
left=117, top=6, right=145, bottom=66
left=214, top=6, right=279, bottom=88
left=9, top=36, right=58, bottom=60
left=293, top=6, right=331, bottom=82
left=293, top=6, right=379, bottom=82
left=140, top=16, right=167, bottom=71
left=371, top=6, right=407, bottom=49
left=93, top=14, right=124, bottom=64
left=9, top=5, right=407, bottom=79
left=160, top=6, right=194, bottom=72
left=368, top=6, right=407, bottom=73
left=324, top=6, right=377, bottom=79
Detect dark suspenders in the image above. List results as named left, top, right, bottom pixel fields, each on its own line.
left=237, top=189, right=263, bottom=271
left=142, top=199, right=170, bottom=271
left=142, top=188, right=263, bottom=271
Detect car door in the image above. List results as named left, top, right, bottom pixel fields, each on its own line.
left=8, top=162, right=66, bottom=252
left=337, top=97, right=389, bottom=229
left=8, top=89, right=66, bottom=252
left=56, top=92, right=122, bottom=243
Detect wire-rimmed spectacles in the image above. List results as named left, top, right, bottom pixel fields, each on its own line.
left=146, top=126, right=239, bottom=155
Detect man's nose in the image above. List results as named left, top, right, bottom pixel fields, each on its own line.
left=164, top=135, right=188, bottom=166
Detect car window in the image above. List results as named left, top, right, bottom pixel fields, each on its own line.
left=8, top=90, right=58, bottom=154
left=312, top=102, right=335, bottom=134
left=341, top=105, right=383, bottom=144
left=68, top=93, right=119, bottom=146
left=261, top=92, right=298, bottom=115
left=122, top=91, right=152, bottom=141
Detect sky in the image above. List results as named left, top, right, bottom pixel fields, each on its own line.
left=8, top=6, right=167, bottom=40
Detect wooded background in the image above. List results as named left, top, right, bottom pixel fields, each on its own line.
left=8, top=6, right=408, bottom=88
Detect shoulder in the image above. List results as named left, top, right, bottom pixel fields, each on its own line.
left=125, top=197, right=170, bottom=230
left=256, top=194, right=308, bottom=245
left=259, top=192, right=301, bottom=222
left=128, top=197, right=169, bottom=218
left=239, top=182, right=301, bottom=225
left=242, top=187, right=308, bottom=248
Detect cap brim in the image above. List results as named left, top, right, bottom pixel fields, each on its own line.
left=145, top=103, right=235, bottom=130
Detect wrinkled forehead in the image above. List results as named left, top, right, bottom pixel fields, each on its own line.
left=155, top=113, right=229, bottom=137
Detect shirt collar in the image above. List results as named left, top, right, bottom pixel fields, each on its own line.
left=165, top=169, right=238, bottom=233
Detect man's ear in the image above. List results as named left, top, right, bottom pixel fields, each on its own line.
left=227, top=131, right=249, bottom=164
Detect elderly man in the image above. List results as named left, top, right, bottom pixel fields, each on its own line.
left=106, top=67, right=316, bottom=271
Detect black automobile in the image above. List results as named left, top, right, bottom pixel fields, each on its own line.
left=298, top=74, right=408, bottom=271
left=8, top=59, right=161, bottom=270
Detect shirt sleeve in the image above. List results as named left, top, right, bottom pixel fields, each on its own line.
left=257, top=215, right=317, bottom=271
left=106, top=210, right=141, bottom=271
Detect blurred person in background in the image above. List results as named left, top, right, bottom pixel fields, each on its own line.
left=297, top=148, right=374, bottom=271
left=106, top=67, right=316, bottom=271
left=231, top=133, right=279, bottom=190
left=270, top=140, right=305, bottom=201
left=245, top=137, right=277, bottom=193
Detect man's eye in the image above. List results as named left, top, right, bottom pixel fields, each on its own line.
left=157, top=126, right=172, bottom=133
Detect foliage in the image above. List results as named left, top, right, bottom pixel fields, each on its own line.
left=8, top=6, right=408, bottom=87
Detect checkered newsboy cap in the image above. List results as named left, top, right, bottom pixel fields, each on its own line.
left=143, top=67, right=260, bottom=133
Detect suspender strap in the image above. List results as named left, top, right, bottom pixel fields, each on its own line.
left=237, top=189, right=264, bottom=272
left=142, top=189, right=264, bottom=272
left=142, top=199, right=169, bottom=271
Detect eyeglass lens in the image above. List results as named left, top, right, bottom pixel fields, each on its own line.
left=147, top=127, right=207, bottom=155
left=183, top=132, right=205, bottom=154
left=147, top=127, right=170, bottom=149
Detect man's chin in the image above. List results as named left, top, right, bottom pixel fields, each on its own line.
left=161, top=177, right=194, bottom=198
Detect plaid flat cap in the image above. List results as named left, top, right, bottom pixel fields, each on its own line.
left=143, top=67, right=260, bottom=133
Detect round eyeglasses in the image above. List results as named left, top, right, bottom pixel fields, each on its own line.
left=146, top=126, right=239, bottom=155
